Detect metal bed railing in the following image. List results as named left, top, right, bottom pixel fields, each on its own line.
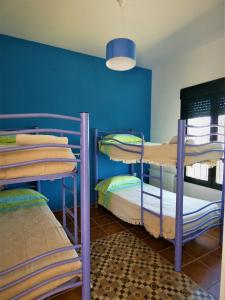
left=94, top=128, right=144, bottom=206
left=174, top=119, right=225, bottom=271
left=142, top=166, right=163, bottom=234
left=0, top=125, right=40, bottom=191
left=0, top=113, right=90, bottom=300
left=94, top=119, right=225, bottom=273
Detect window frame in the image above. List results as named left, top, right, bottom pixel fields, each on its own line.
left=180, top=78, right=225, bottom=191
left=184, top=113, right=222, bottom=191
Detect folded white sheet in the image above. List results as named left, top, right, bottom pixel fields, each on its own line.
left=98, top=183, right=220, bottom=239
left=0, top=142, right=75, bottom=180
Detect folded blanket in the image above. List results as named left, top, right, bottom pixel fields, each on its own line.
left=99, top=141, right=223, bottom=166
left=0, top=144, right=75, bottom=180
left=16, top=134, right=68, bottom=145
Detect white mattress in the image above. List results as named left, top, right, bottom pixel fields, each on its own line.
left=98, top=183, right=221, bottom=239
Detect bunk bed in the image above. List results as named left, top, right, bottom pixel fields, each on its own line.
left=94, top=120, right=225, bottom=272
left=0, top=113, right=90, bottom=300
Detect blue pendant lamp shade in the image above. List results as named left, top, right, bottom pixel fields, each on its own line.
left=106, top=38, right=136, bottom=71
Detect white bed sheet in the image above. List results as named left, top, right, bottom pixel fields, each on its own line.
left=98, top=183, right=221, bottom=239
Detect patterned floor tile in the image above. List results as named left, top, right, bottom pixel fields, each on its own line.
left=91, top=231, right=215, bottom=300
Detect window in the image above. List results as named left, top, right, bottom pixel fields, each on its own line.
left=216, top=115, right=225, bottom=185
left=186, top=116, right=210, bottom=182
left=180, top=78, right=225, bottom=190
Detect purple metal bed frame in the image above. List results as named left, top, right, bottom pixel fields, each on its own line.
left=0, top=113, right=90, bottom=300
left=94, top=119, right=225, bottom=272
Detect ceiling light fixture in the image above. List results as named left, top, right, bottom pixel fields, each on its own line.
left=106, top=0, right=136, bottom=71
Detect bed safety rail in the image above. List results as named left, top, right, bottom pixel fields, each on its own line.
left=94, top=128, right=145, bottom=206
left=97, top=129, right=144, bottom=154
left=0, top=114, right=82, bottom=174
left=175, top=119, right=225, bottom=271
left=141, top=166, right=163, bottom=233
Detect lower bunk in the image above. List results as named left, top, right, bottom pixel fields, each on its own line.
left=0, top=189, right=82, bottom=300
left=95, top=176, right=222, bottom=247
left=97, top=182, right=220, bottom=240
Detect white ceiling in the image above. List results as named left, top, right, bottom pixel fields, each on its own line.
left=0, top=0, right=224, bottom=69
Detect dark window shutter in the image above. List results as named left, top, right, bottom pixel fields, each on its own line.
left=180, top=78, right=225, bottom=119
left=218, top=94, right=225, bottom=115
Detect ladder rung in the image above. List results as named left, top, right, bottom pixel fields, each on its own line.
left=142, top=190, right=161, bottom=199
left=66, top=207, right=74, bottom=219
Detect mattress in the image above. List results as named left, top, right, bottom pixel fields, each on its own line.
left=99, top=142, right=223, bottom=166
left=0, top=205, right=81, bottom=300
left=0, top=143, right=76, bottom=180
left=98, top=183, right=221, bottom=239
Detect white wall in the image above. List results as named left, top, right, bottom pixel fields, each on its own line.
left=151, top=37, right=224, bottom=143
left=151, top=37, right=224, bottom=201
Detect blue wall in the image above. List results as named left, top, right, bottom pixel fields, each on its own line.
left=0, top=34, right=151, bottom=210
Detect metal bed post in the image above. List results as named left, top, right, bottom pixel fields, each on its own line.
left=129, top=129, right=135, bottom=175
left=62, top=177, right=66, bottom=230
left=94, top=128, right=99, bottom=208
left=80, top=112, right=90, bottom=300
left=129, top=163, right=134, bottom=176
left=140, top=160, right=144, bottom=225
left=37, top=181, right=41, bottom=193
left=175, top=119, right=185, bottom=272
left=35, top=127, right=41, bottom=194
left=140, top=134, right=144, bottom=226
left=73, top=173, right=78, bottom=245
left=220, top=160, right=225, bottom=245
left=129, top=162, right=134, bottom=176
left=220, top=126, right=225, bottom=244
left=159, top=166, right=163, bottom=237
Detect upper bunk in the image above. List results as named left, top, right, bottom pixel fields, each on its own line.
left=95, top=120, right=224, bottom=167
left=0, top=113, right=89, bottom=185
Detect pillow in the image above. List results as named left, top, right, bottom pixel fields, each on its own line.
left=186, top=139, right=195, bottom=145
left=169, top=136, right=195, bottom=145
left=0, top=135, right=16, bottom=144
left=95, top=175, right=141, bottom=194
left=102, top=134, right=143, bottom=145
left=169, top=136, right=177, bottom=144
left=0, top=188, right=48, bottom=212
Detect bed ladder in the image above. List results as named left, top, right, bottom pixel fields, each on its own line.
left=141, top=166, right=163, bottom=236
left=62, top=174, right=79, bottom=245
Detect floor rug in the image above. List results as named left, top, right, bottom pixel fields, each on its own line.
left=91, top=231, right=215, bottom=300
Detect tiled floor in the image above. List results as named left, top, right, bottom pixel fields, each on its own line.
left=52, top=206, right=222, bottom=300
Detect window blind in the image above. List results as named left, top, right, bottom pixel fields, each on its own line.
left=180, top=77, right=225, bottom=119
